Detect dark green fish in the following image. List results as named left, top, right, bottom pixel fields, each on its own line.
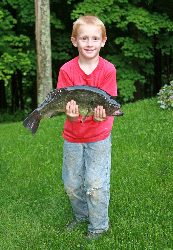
left=23, top=85, right=123, bottom=135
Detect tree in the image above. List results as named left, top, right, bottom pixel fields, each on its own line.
left=0, top=4, right=32, bottom=112
left=35, top=0, right=52, bottom=104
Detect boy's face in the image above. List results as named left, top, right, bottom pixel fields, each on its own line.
left=71, top=24, right=107, bottom=60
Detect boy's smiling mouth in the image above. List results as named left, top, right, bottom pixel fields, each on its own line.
left=85, top=49, right=95, bottom=52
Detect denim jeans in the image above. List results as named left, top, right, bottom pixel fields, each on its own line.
left=62, top=135, right=111, bottom=233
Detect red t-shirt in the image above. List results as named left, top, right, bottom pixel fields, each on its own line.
left=57, top=56, right=117, bottom=143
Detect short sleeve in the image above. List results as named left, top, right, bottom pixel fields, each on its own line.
left=56, top=68, right=73, bottom=89
left=100, top=66, right=117, bottom=96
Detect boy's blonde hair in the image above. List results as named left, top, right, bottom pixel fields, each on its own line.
left=71, top=15, right=107, bottom=39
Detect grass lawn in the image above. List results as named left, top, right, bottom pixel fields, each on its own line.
left=0, top=98, right=173, bottom=249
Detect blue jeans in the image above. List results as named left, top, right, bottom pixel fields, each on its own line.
left=62, top=135, right=111, bottom=233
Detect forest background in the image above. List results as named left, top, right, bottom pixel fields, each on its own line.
left=0, top=0, right=173, bottom=116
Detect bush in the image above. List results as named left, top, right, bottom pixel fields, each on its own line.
left=0, top=110, right=28, bottom=123
left=157, top=81, right=173, bottom=110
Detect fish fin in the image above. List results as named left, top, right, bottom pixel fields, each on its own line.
left=49, top=111, right=63, bottom=118
left=80, top=109, right=91, bottom=123
left=80, top=116, right=87, bottom=123
left=23, top=110, right=41, bottom=135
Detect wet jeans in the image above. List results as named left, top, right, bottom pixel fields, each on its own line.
left=62, top=135, right=111, bottom=233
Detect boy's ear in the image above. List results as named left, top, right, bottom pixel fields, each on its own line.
left=71, top=37, right=77, bottom=47
left=101, top=37, right=107, bottom=47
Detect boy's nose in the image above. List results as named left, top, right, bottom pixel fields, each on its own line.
left=87, top=39, right=93, bottom=46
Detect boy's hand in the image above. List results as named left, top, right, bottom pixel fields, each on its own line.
left=93, top=106, right=107, bottom=122
left=66, top=100, right=79, bottom=121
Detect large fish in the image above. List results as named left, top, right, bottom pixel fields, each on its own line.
left=23, top=85, right=123, bottom=135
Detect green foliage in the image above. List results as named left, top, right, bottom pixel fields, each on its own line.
left=156, top=34, right=173, bottom=55
left=115, top=37, right=153, bottom=59
left=71, top=0, right=115, bottom=20
left=119, top=5, right=173, bottom=34
left=107, top=54, right=145, bottom=101
left=157, top=80, right=173, bottom=109
left=0, top=44, right=32, bottom=85
left=50, top=13, right=65, bottom=30
left=2, top=0, right=35, bottom=24
left=0, top=110, right=28, bottom=123
left=0, top=9, right=16, bottom=30
left=51, top=33, right=73, bottom=62
left=0, top=5, right=32, bottom=85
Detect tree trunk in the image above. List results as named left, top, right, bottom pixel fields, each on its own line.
left=11, top=71, right=24, bottom=112
left=153, top=35, right=162, bottom=95
left=11, top=74, right=18, bottom=113
left=18, top=70, right=24, bottom=110
left=0, top=80, right=7, bottom=111
left=35, top=0, right=52, bottom=105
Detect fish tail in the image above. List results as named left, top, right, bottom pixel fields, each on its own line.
left=23, top=110, right=41, bottom=135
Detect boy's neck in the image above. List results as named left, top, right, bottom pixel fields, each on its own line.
left=78, top=56, right=99, bottom=75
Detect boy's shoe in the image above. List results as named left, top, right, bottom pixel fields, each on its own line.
left=66, top=220, right=81, bottom=230
left=66, top=219, right=87, bottom=231
left=86, top=231, right=104, bottom=240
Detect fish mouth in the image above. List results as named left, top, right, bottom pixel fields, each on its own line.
left=112, top=109, right=124, bottom=116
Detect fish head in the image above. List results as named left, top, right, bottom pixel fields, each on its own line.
left=107, top=97, right=123, bottom=116
left=109, top=97, right=121, bottom=109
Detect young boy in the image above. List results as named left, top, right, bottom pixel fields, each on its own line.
left=57, top=15, right=117, bottom=239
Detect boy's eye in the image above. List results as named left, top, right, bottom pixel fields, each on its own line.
left=93, top=37, right=99, bottom=40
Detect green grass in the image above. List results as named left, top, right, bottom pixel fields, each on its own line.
left=0, top=98, right=173, bottom=249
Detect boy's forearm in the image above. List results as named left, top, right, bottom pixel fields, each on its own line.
left=93, top=116, right=107, bottom=122
left=66, top=115, right=78, bottom=122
